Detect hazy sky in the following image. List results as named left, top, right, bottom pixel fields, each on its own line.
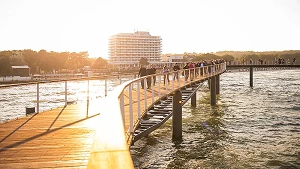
left=0, top=0, right=299, bottom=58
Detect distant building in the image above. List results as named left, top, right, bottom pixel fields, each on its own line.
left=161, top=55, right=184, bottom=63
left=11, top=66, right=30, bottom=77
left=108, top=31, right=162, bottom=67
left=83, top=66, right=90, bottom=71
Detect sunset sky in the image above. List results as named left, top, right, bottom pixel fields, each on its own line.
left=0, top=0, right=299, bottom=59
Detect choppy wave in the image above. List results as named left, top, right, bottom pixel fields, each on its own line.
left=131, top=69, right=300, bottom=169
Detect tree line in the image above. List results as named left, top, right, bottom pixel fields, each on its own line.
left=180, top=50, right=300, bottom=62
left=1, top=49, right=299, bottom=76
left=0, top=49, right=108, bottom=76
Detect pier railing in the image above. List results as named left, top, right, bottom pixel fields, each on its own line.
left=87, top=62, right=226, bottom=168
left=120, top=63, right=227, bottom=143
left=0, top=76, right=133, bottom=123
left=228, top=60, right=297, bottom=65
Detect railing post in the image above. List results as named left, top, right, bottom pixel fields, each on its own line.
left=172, top=73, right=174, bottom=92
left=213, top=65, right=216, bottom=75
left=151, top=76, right=154, bottom=104
left=220, top=63, right=223, bottom=72
left=144, top=78, right=147, bottom=111
left=37, top=82, right=39, bottom=113
left=166, top=76, right=169, bottom=95
left=189, top=69, right=191, bottom=83
left=137, top=82, right=141, bottom=119
left=120, top=92, right=125, bottom=127
left=183, top=70, right=186, bottom=87
left=129, top=84, right=133, bottom=134
left=86, top=79, right=89, bottom=117
left=158, top=75, right=161, bottom=99
left=178, top=71, right=180, bottom=88
left=65, top=80, right=67, bottom=106
left=193, top=65, right=197, bottom=81
left=206, top=66, right=209, bottom=76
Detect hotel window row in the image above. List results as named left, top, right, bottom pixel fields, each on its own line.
left=108, top=31, right=162, bottom=65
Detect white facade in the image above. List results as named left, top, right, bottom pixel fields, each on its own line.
left=109, top=31, right=162, bottom=66
left=0, top=76, right=31, bottom=82
left=161, top=55, right=184, bottom=63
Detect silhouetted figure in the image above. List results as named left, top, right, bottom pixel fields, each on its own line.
left=183, top=63, right=189, bottom=81
left=138, top=65, right=147, bottom=89
left=162, top=65, right=170, bottom=85
left=173, top=63, right=180, bottom=81
left=146, top=66, right=152, bottom=89
left=150, top=64, right=157, bottom=86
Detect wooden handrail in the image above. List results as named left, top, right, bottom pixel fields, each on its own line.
left=87, top=62, right=227, bottom=168
left=87, top=96, right=134, bottom=168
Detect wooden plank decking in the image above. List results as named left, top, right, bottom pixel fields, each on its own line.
left=0, top=100, right=101, bottom=169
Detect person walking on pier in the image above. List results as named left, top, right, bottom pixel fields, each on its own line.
left=293, top=58, right=296, bottom=65
left=173, top=63, right=180, bottom=81
left=183, top=62, right=189, bottom=81
left=138, top=65, right=147, bottom=89
left=146, top=65, right=152, bottom=89
left=150, top=64, right=157, bottom=85
left=163, top=65, right=170, bottom=85
left=189, top=62, right=195, bottom=81
left=146, top=65, right=156, bottom=89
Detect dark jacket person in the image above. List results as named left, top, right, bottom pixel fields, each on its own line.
left=138, top=65, right=147, bottom=89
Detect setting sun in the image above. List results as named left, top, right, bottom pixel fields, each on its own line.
left=0, top=0, right=299, bottom=58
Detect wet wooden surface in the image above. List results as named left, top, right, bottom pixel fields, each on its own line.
left=0, top=101, right=100, bottom=169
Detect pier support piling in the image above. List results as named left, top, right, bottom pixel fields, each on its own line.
left=172, top=90, right=182, bottom=140
left=210, top=76, right=216, bottom=105
left=250, top=66, right=253, bottom=87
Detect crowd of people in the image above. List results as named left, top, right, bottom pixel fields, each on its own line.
left=240, top=58, right=297, bottom=65
left=138, top=59, right=226, bottom=89
left=274, top=58, right=296, bottom=65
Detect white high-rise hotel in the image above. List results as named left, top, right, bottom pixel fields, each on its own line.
left=109, top=31, right=162, bottom=67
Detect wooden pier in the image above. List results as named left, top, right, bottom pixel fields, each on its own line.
left=0, top=78, right=205, bottom=168
left=0, top=65, right=226, bottom=169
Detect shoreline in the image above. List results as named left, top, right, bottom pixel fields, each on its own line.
left=0, top=73, right=138, bottom=87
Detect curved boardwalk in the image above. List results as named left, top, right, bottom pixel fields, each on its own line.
left=0, top=64, right=226, bottom=168
left=0, top=79, right=200, bottom=168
